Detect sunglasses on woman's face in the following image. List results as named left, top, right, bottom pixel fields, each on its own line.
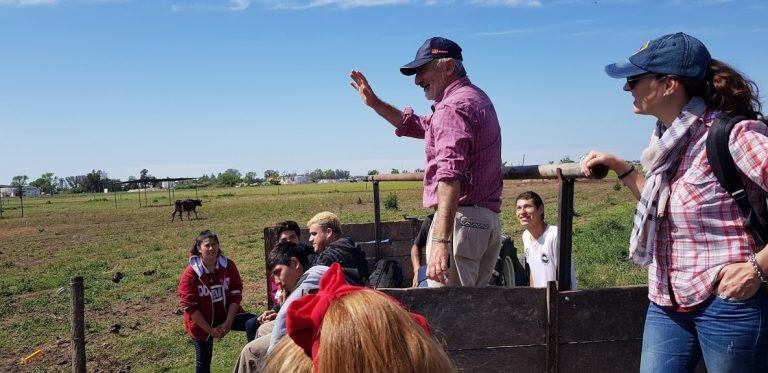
left=626, top=73, right=666, bottom=90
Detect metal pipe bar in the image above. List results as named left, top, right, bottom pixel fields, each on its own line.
left=366, top=163, right=609, bottom=182
left=504, top=163, right=608, bottom=180
left=367, top=172, right=423, bottom=182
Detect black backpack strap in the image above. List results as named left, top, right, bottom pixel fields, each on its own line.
left=706, top=115, right=767, bottom=247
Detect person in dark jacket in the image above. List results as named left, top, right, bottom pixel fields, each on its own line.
left=307, top=211, right=369, bottom=282
left=178, top=230, right=255, bottom=373
left=265, top=221, right=316, bottom=317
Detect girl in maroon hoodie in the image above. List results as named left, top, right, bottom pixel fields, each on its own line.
left=178, top=230, right=255, bottom=373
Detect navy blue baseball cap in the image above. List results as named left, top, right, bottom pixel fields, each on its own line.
left=400, top=37, right=463, bottom=76
left=605, top=32, right=711, bottom=80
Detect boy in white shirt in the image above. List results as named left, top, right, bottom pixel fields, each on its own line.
left=515, top=191, right=577, bottom=290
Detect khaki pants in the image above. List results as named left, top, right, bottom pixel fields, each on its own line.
left=426, top=205, right=502, bottom=287
left=233, top=320, right=274, bottom=373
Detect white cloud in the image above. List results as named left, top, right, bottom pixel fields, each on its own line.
left=165, top=0, right=252, bottom=11
left=470, top=0, right=541, bottom=6
left=0, top=0, right=57, bottom=6
left=0, top=0, right=130, bottom=5
left=268, top=0, right=408, bottom=10
left=228, top=0, right=250, bottom=9
left=264, top=0, right=542, bottom=9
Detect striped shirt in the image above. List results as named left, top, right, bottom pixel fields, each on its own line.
left=395, top=77, right=503, bottom=213
left=650, top=110, right=768, bottom=308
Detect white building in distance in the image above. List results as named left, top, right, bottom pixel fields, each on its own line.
left=0, top=186, right=42, bottom=197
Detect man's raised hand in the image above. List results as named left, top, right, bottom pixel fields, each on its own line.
left=350, top=70, right=378, bottom=107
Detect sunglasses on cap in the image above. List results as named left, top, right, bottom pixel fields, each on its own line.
left=626, top=73, right=667, bottom=90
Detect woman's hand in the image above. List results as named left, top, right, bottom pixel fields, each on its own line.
left=215, top=321, right=232, bottom=339
left=208, top=327, right=223, bottom=339
left=579, top=150, right=623, bottom=177
left=715, top=262, right=761, bottom=300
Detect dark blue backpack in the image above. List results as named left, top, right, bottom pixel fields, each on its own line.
left=368, top=258, right=404, bottom=288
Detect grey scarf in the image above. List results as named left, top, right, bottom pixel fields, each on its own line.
left=629, top=97, right=707, bottom=266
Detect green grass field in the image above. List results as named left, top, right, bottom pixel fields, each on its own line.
left=1, top=179, right=644, bottom=371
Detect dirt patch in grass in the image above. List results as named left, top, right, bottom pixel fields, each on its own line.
left=0, top=226, right=34, bottom=240
left=9, top=292, right=183, bottom=372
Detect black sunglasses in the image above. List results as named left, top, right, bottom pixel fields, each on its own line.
left=626, top=73, right=666, bottom=90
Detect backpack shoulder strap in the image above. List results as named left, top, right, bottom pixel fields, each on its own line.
left=706, top=115, right=746, bottom=195
left=706, top=115, right=767, bottom=247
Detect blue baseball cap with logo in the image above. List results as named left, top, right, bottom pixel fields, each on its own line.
left=605, top=32, right=711, bottom=80
left=400, top=37, right=463, bottom=76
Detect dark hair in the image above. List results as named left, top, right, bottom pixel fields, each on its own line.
left=267, top=241, right=309, bottom=270
left=189, top=229, right=221, bottom=257
left=276, top=220, right=301, bottom=239
left=516, top=191, right=545, bottom=219
left=678, top=59, right=762, bottom=119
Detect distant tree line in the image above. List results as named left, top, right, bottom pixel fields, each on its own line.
left=307, top=169, right=350, bottom=181
left=8, top=166, right=428, bottom=195
left=8, top=170, right=122, bottom=194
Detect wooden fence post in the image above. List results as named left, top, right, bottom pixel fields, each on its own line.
left=19, top=186, right=24, bottom=218
left=546, top=280, right=559, bottom=373
left=70, top=276, right=86, bottom=373
left=373, top=181, right=382, bottom=258
left=264, top=228, right=277, bottom=308
left=556, top=170, right=575, bottom=291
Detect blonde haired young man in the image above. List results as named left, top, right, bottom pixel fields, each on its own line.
left=306, top=211, right=369, bottom=282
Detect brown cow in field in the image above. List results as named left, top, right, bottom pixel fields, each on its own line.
left=171, top=199, right=202, bottom=221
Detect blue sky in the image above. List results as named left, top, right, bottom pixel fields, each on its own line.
left=1, top=0, right=766, bottom=183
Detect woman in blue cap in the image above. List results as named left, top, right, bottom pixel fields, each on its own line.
left=580, top=32, right=768, bottom=372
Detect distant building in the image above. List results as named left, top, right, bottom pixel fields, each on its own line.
left=316, top=179, right=350, bottom=184
left=279, top=174, right=312, bottom=185
left=0, top=186, right=41, bottom=197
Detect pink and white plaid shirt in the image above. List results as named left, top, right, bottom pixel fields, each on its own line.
left=395, top=77, right=503, bottom=213
left=650, top=110, right=768, bottom=308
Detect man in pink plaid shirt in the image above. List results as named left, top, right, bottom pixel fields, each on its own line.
left=350, top=37, right=502, bottom=287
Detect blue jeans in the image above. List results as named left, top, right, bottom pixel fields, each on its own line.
left=640, top=287, right=768, bottom=373
left=245, top=314, right=261, bottom=342
left=192, top=312, right=256, bottom=373
left=417, top=265, right=429, bottom=287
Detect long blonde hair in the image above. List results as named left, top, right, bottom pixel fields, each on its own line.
left=264, top=289, right=456, bottom=373
left=263, top=337, right=312, bottom=373
left=318, top=290, right=455, bottom=373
